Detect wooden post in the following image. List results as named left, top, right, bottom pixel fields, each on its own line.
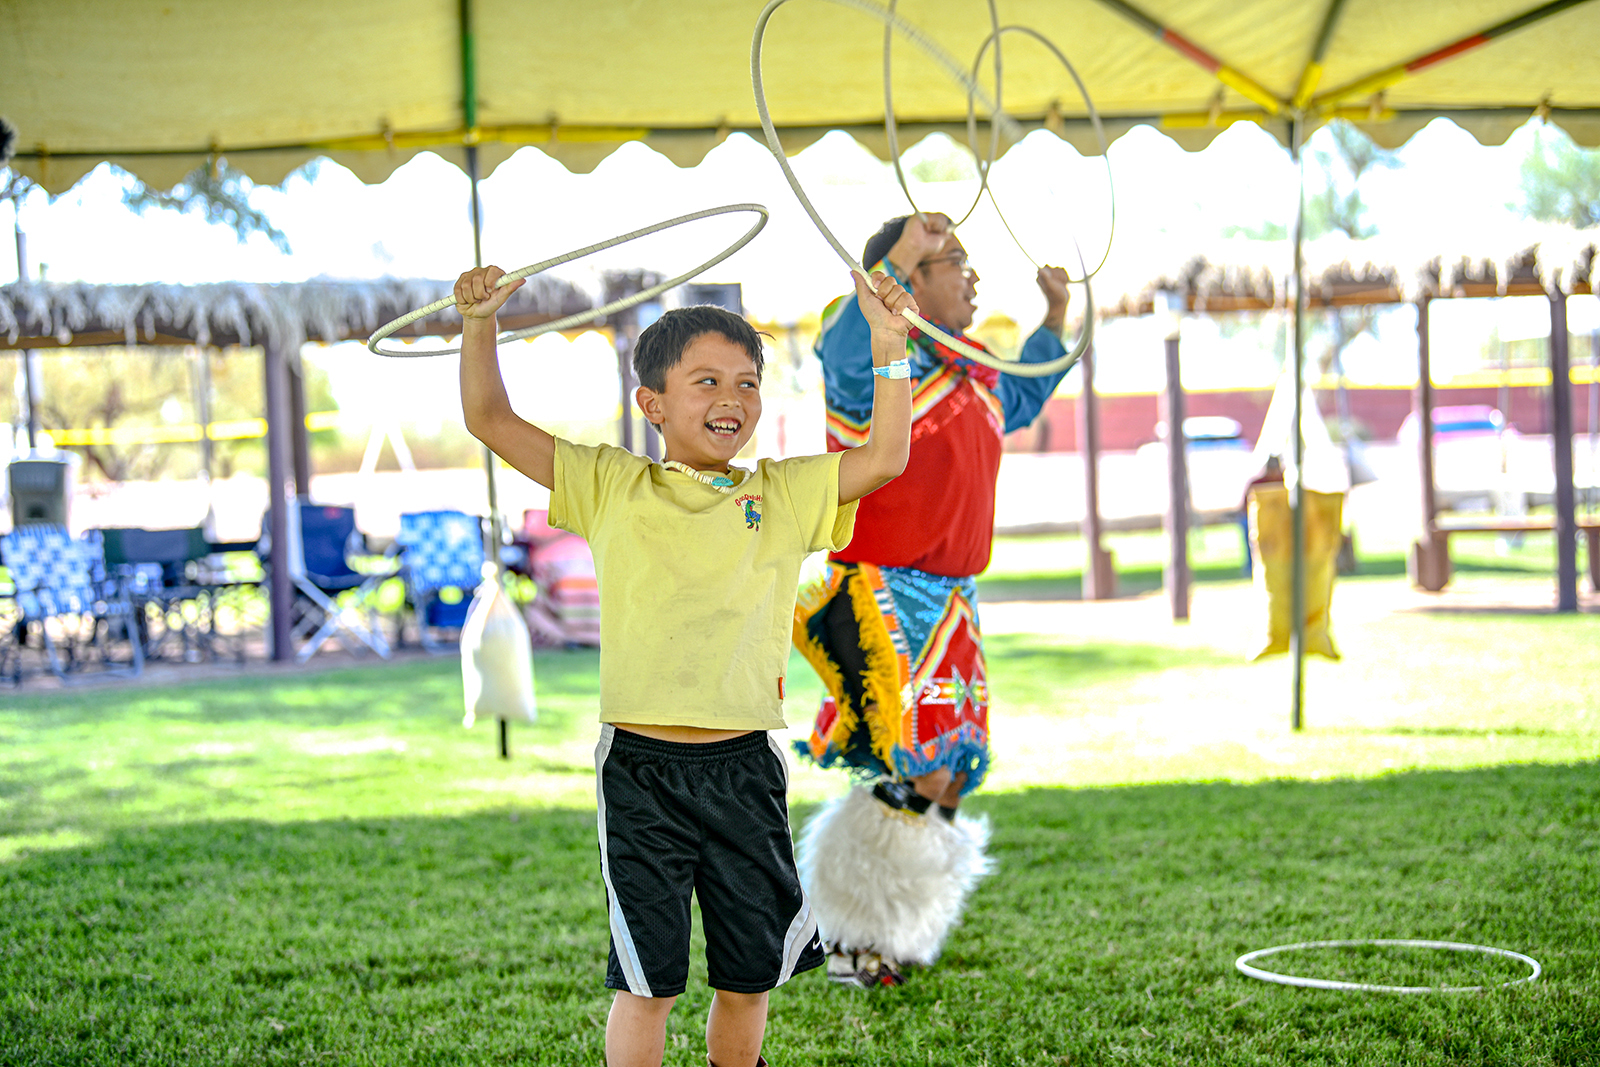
left=1590, top=330, right=1599, bottom=516
left=14, top=226, right=39, bottom=451
left=1078, top=345, right=1116, bottom=599
left=606, top=273, right=653, bottom=459
left=262, top=342, right=296, bottom=661
left=288, top=356, right=311, bottom=498
left=1550, top=290, right=1578, bottom=611
left=192, top=347, right=215, bottom=484
left=1160, top=305, right=1190, bottom=621
left=618, top=327, right=639, bottom=455
left=1409, top=294, right=1449, bottom=591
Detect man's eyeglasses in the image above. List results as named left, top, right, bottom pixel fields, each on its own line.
left=915, top=251, right=975, bottom=278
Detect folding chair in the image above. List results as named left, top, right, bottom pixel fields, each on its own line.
left=100, top=526, right=228, bottom=662
left=0, top=524, right=143, bottom=683
left=269, top=500, right=395, bottom=663
left=511, top=509, right=601, bottom=648
left=393, top=509, right=485, bottom=653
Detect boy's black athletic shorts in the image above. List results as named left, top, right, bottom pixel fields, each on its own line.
left=594, top=724, right=825, bottom=997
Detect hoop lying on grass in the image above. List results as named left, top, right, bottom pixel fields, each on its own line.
left=366, top=203, right=769, bottom=357
left=751, top=0, right=1097, bottom=378
left=1235, top=938, right=1542, bottom=994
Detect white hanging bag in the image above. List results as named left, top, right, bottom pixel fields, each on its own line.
left=459, top=577, right=537, bottom=727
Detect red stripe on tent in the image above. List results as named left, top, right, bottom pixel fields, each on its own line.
left=1407, top=35, right=1489, bottom=73
left=1160, top=30, right=1223, bottom=72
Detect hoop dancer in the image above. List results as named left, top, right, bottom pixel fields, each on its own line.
left=792, top=211, right=1076, bottom=987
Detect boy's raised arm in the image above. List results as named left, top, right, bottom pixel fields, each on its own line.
left=457, top=266, right=557, bottom=490
left=836, top=271, right=915, bottom=505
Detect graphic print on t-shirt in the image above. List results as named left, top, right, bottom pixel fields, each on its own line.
left=736, top=493, right=763, bottom=531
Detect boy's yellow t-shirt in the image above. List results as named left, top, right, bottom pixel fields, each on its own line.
left=549, top=439, right=858, bottom=730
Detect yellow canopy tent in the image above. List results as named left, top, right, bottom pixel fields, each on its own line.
left=5, top=0, right=1599, bottom=192
left=5, top=0, right=1596, bottom=693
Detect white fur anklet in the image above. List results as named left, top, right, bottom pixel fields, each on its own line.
left=796, top=785, right=993, bottom=965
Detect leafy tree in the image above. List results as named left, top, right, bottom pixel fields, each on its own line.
left=1222, top=122, right=1398, bottom=244
left=3, top=159, right=290, bottom=254
left=1516, top=127, right=1600, bottom=228
left=1216, top=122, right=1399, bottom=450
left=122, top=159, right=291, bottom=252
left=1221, top=219, right=1287, bottom=240
left=1306, top=120, right=1400, bottom=240
left=906, top=134, right=979, bottom=183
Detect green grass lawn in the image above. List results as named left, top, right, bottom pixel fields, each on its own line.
left=3, top=536, right=1598, bottom=1065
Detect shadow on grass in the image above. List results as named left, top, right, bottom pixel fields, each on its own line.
left=4, top=762, right=1597, bottom=1065
left=0, top=649, right=603, bottom=729
left=1404, top=602, right=1600, bottom=617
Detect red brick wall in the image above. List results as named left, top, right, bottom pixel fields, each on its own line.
left=1007, top=383, right=1600, bottom=453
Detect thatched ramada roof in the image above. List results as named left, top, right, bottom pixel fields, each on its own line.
left=0, top=274, right=599, bottom=352
left=1098, top=225, right=1600, bottom=318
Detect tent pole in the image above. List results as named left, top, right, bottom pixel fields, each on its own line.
left=459, top=0, right=504, bottom=578
left=1289, top=113, right=1308, bottom=732
left=461, top=0, right=510, bottom=760
left=1291, top=0, right=1350, bottom=109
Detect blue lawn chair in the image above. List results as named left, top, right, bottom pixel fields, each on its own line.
left=394, top=510, right=485, bottom=653
left=264, top=500, right=395, bottom=663
left=0, top=524, right=143, bottom=683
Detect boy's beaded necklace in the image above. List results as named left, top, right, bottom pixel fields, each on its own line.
left=661, top=460, right=748, bottom=494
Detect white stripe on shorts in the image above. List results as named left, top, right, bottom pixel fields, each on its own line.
left=594, top=724, right=653, bottom=997
left=775, top=896, right=818, bottom=986
left=766, top=731, right=815, bottom=985
left=765, top=732, right=791, bottom=789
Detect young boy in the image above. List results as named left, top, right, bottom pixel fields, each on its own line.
left=456, top=264, right=917, bottom=1067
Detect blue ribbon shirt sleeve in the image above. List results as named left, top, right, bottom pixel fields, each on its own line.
left=996, top=326, right=1073, bottom=434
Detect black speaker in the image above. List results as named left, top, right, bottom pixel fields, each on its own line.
left=8, top=457, right=73, bottom=526
left=680, top=283, right=743, bottom=314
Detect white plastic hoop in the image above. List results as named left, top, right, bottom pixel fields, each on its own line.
left=367, top=203, right=769, bottom=357
left=884, top=0, right=1003, bottom=230
left=1235, top=939, right=1542, bottom=994
left=969, top=24, right=1115, bottom=282
left=751, top=0, right=1090, bottom=379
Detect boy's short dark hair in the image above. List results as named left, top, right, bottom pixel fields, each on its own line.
left=633, top=305, right=766, bottom=392
left=862, top=216, right=911, bottom=274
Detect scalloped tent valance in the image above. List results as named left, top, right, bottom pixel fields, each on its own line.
left=5, top=0, right=1600, bottom=193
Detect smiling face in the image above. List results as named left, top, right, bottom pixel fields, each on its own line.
left=636, top=331, right=762, bottom=472
left=909, top=235, right=980, bottom=332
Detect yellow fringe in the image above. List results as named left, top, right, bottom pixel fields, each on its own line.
left=792, top=570, right=857, bottom=754
left=846, top=565, right=907, bottom=768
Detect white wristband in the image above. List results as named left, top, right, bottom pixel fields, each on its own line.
left=872, top=358, right=911, bottom=380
